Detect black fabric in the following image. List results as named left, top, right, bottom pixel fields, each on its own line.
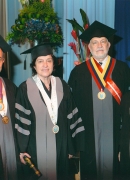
left=79, top=20, right=116, bottom=43
left=0, top=78, right=23, bottom=180
left=68, top=157, right=79, bottom=174
left=0, top=35, right=11, bottom=53
left=0, top=66, right=8, bottom=78
left=21, top=43, right=59, bottom=60
left=3, top=78, right=17, bottom=129
left=120, top=91, right=130, bottom=179
left=68, top=59, right=130, bottom=180
left=41, top=80, right=51, bottom=98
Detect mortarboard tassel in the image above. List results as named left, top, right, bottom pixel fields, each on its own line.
left=24, top=55, right=27, bottom=70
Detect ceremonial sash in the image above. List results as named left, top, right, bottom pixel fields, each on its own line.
left=86, top=56, right=122, bottom=104
left=33, top=75, right=58, bottom=125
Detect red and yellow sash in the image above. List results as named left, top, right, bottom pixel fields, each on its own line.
left=86, top=56, right=122, bottom=104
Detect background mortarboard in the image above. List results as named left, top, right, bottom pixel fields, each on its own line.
left=79, top=20, right=117, bottom=43
left=0, top=35, right=11, bottom=53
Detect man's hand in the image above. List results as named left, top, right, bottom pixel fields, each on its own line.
left=68, top=154, right=73, bottom=159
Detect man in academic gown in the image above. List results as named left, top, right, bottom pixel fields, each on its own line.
left=15, top=43, right=85, bottom=180
left=0, top=35, right=19, bottom=179
left=68, top=21, right=130, bottom=180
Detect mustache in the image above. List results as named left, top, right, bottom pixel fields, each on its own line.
left=96, top=48, right=104, bottom=51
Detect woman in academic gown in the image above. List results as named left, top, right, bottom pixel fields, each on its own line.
left=15, top=43, right=85, bottom=180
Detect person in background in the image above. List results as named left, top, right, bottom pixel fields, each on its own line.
left=68, top=21, right=130, bottom=180
left=0, top=35, right=18, bottom=179
left=119, top=89, right=130, bottom=179
left=0, top=35, right=8, bottom=78
left=15, top=43, right=85, bottom=180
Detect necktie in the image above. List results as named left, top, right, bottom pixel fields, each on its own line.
left=99, top=62, right=102, bottom=65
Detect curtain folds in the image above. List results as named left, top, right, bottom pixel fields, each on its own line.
left=0, top=0, right=6, bottom=37
left=115, top=0, right=130, bottom=66
left=6, top=1, right=32, bottom=86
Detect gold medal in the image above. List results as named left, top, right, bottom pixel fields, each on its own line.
left=2, top=116, right=9, bottom=124
left=52, top=124, right=59, bottom=133
left=98, top=91, right=106, bottom=100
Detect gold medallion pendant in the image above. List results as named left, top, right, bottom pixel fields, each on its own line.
left=98, top=91, right=106, bottom=100
left=2, top=116, right=9, bottom=124
left=52, top=124, right=59, bottom=134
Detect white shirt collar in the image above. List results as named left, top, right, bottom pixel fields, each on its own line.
left=95, top=55, right=109, bottom=69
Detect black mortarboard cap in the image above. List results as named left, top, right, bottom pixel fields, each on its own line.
left=21, top=42, right=59, bottom=60
left=108, top=35, right=122, bottom=57
left=79, top=20, right=117, bottom=43
left=109, top=34, right=122, bottom=45
left=0, top=35, right=11, bottom=53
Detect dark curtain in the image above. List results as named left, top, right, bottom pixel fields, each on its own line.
left=115, top=0, right=130, bottom=66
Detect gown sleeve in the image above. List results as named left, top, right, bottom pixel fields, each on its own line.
left=68, top=66, right=77, bottom=91
left=66, top=85, right=85, bottom=154
left=15, top=82, right=32, bottom=153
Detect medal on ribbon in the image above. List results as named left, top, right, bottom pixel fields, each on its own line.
left=2, top=115, right=9, bottom=124
left=33, top=75, right=59, bottom=133
left=86, top=57, right=122, bottom=104
left=98, top=89, right=106, bottom=100
left=52, top=124, right=59, bottom=134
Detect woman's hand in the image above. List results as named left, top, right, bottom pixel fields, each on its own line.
left=19, top=152, right=31, bottom=164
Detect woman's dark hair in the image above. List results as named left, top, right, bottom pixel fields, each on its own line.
left=30, top=54, right=55, bottom=75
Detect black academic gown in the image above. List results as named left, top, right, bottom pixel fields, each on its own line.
left=68, top=59, right=130, bottom=180
left=0, top=78, right=21, bottom=180
left=3, top=78, right=17, bottom=132
left=0, top=66, right=8, bottom=78
left=120, top=91, right=130, bottom=179
left=15, top=76, right=85, bottom=180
